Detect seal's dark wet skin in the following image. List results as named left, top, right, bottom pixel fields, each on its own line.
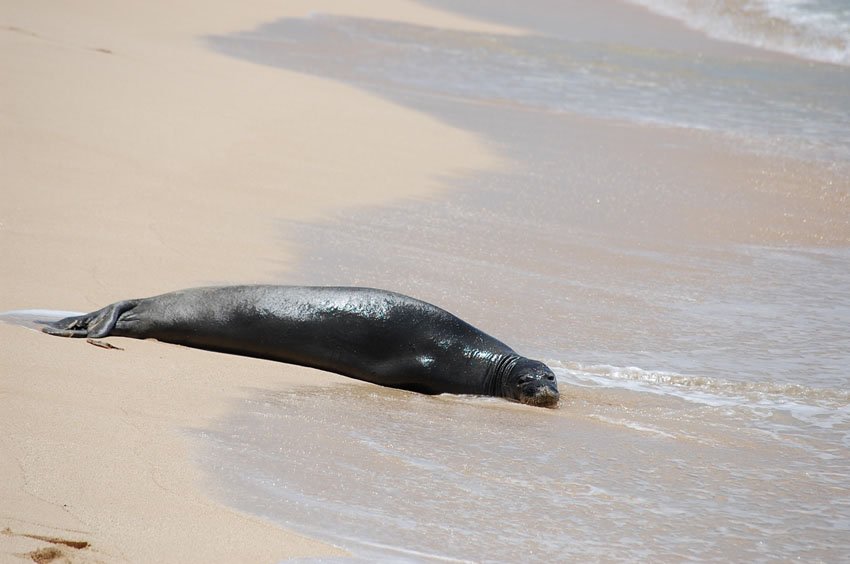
left=43, top=285, right=559, bottom=408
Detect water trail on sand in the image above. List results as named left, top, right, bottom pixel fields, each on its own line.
left=0, top=310, right=83, bottom=332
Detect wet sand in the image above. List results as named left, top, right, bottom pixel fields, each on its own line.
left=0, top=0, right=510, bottom=561
left=198, top=1, right=849, bottom=561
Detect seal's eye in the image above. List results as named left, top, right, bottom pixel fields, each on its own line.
left=518, top=373, right=538, bottom=384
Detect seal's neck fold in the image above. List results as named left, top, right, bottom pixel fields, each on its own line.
left=486, top=353, right=522, bottom=398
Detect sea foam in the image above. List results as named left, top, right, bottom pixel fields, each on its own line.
left=626, top=0, right=850, bottom=65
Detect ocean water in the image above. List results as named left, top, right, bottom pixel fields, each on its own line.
left=198, top=377, right=849, bottom=562
left=199, top=2, right=850, bottom=561
left=212, top=13, right=850, bottom=163
left=626, top=0, right=850, bottom=66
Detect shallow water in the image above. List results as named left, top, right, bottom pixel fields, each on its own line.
left=626, top=0, right=850, bottom=66
left=197, top=376, right=849, bottom=562
left=211, top=13, right=850, bottom=162
left=424, top=0, right=850, bottom=66
left=198, top=3, right=850, bottom=561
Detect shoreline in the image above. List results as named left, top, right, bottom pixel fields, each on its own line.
left=195, top=4, right=850, bottom=560
left=0, top=1, right=512, bottom=561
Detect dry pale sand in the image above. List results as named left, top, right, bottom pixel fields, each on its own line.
left=0, top=1, right=512, bottom=562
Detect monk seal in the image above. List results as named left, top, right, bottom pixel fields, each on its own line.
left=42, top=285, right=559, bottom=407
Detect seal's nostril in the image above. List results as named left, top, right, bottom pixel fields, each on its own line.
left=546, top=374, right=555, bottom=381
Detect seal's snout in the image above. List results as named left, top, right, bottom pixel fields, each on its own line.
left=521, top=385, right=559, bottom=408
left=515, top=365, right=560, bottom=408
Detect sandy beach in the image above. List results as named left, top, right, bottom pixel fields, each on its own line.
left=4, top=0, right=849, bottom=561
left=0, top=1, right=512, bottom=561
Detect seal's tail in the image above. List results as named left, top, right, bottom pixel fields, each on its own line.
left=42, top=300, right=137, bottom=339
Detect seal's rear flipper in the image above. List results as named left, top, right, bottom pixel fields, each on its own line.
left=42, top=300, right=137, bottom=339
left=42, top=314, right=94, bottom=338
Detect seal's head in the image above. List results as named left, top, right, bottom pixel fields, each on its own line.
left=504, top=358, right=560, bottom=408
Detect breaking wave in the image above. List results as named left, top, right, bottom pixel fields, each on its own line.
left=627, top=0, right=850, bottom=65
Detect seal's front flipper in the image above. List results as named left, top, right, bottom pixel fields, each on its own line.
left=42, top=300, right=137, bottom=339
